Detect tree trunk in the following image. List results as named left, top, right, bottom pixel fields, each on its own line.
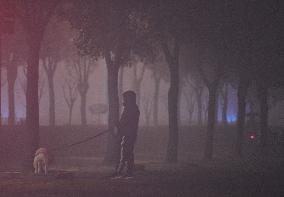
left=236, top=77, right=249, bottom=157
left=0, top=34, right=2, bottom=127
left=204, top=84, right=217, bottom=160
left=47, top=75, right=55, bottom=126
left=166, top=66, right=179, bottom=163
left=118, top=66, right=124, bottom=114
left=196, top=91, right=203, bottom=126
left=80, top=92, right=87, bottom=126
left=215, top=92, right=219, bottom=123
left=153, top=76, right=161, bottom=127
left=133, top=66, right=140, bottom=106
left=7, top=63, right=17, bottom=126
left=177, top=84, right=183, bottom=125
left=258, top=82, right=269, bottom=147
left=162, top=39, right=180, bottom=163
left=25, top=40, right=41, bottom=169
left=188, top=109, right=194, bottom=126
left=104, top=53, right=120, bottom=164
left=68, top=104, right=73, bottom=125
left=221, top=83, right=228, bottom=126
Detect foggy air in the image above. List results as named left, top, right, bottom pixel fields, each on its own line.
left=0, top=0, right=283, bottom=197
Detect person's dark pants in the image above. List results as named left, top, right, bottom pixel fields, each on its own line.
left=116, top=137, right=135, bottom=176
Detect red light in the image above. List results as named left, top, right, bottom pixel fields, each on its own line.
left=250, top=134, right=256, bottom=140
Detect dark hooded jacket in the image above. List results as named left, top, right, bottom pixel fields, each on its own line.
left=117, top=91, right=140, bottom=141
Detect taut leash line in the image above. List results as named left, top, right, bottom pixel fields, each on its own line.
left=51, top=129, right=109, bottom=152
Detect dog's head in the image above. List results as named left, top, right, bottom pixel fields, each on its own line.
left=35, top=148, right=48, bottom=156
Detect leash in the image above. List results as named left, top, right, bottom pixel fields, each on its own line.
left=50, top=129, right=110, bottom=152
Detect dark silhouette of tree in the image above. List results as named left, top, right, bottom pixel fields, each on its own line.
left=16, top=0, right=60, bottom=168
left=64, top=0, right=137, bottom=163
left=132, top=62, right=146, bottom=107
left=70, top=56, right=95, bottom=126
left=62, top=74, right=78, bottom=125
left=151, top=63, right=164, bottom=127
left=6, top=53, right=18, bottom=126
left=41, top=17, right=68, bottom=126
left=142, top=95, right=153, bottom=127
left=118, top=66, right=124, bottom=114
left=220, top=82, right=229, bottom=126
left=183, top=83, right=195, bottom=126
left=19, top=65, right=45, bottom=106
left=0, top=0, right=15, bottom=126
left=185, top=75, right=205, bottom=126
left=137, top=0, right=192, bottom=163
left=228, top=0, right=283, bottom=155
left=2, top=19, right=26, bottom=126
left=187, top=0, right=236, bottom=160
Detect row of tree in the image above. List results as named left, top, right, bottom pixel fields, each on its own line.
left=0, top=1, right=283, bottom=166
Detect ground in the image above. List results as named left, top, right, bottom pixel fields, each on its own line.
left=1, top=126, right=283, bottom=196
left=0, top=158, right=283, bottom=197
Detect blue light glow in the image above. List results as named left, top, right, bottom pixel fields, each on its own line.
left=227, top=114, right=237, bottom=123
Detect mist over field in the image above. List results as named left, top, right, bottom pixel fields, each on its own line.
left=0, top=0, right=283, bottom=197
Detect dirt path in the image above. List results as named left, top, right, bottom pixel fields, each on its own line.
left=0, top=162, right=283, bottom=197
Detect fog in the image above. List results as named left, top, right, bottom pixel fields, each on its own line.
left=0, top=1, right=283, bottom=196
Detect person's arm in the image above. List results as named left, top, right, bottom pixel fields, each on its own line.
left=116, top=109, right=130, bottom=136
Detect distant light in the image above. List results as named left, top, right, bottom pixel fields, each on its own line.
left=248, top=132, right=256, bottom=140
left=227, top=114, right=237, bottom=123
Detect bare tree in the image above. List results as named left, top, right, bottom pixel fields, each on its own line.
left=41, top=17, right=68, bottom=126
left=70, top=56, right=95, bottom=125
left=16, top=0, right=60, bottom=168
left=152, top=67, right=162, bottom=127
left=6, top=53, right=18, bottom=125
left=220, top=82, right=229, bottom=126
left=118, top=66, right=125, bottom=114
left=143, top=96, right=153, bottom=128
left=62, top=78, right=78, bottom=125
left=19, top=65, right=45, bottom=106
left=132, top=62, right=146, bottom=107
left=185, top=76, right=205, bottom=126
left=2, top=19, right=26, bottom=126
left=183, top=86, right=195, bottom=126
left=197, top=63, right=224, bottom=160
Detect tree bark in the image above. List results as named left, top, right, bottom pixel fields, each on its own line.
left=166, top=66, right=179, bottom=162
left=118, top=66, right=124, bottom=114
left=0, top=34, right=2, bottom=127
left=7, top=62, right=17, bottom=126
left=163, top=39, right=180, bottom=163
left=236, top=77, right=249, bottom=157
left=26, top=39, right=41, bottom=167
left=195, top=89, right=203, bottom=126
left=221, top=83, right=229, bottom=126
left=177, top=84, right=183, bottom=125
left=47, top=75, right=55, bottom=126
left=68, top=104, right=74, bottom=125
left=204, top=84, right=218, bottom=160
left=215, top=92, right=219, bottom=123
left=133, top=64, right=146, bottom=107
left=80, top=92, right=87, bottom=125
left=153, top=76, right=161, bottom=127
left=258, top=82, right=269, bottom=147
left=104, top=51, right=120, bottom=164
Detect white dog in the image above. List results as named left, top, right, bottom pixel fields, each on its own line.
left=33, top=148, right=49, bottom=175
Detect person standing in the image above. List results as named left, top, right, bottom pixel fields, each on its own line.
left=113, top=90, right=140, bottom=178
